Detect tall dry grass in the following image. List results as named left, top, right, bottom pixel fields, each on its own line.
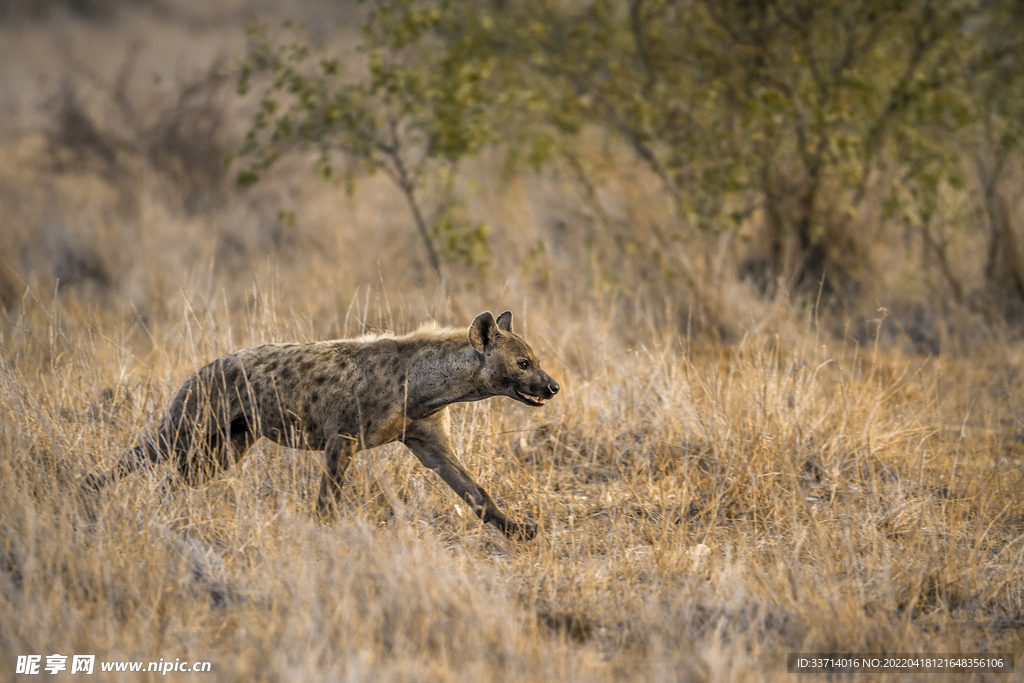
left=2, top=287, right=1023, bottom=682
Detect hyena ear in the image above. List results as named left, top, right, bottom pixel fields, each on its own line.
left=469, top=311, right=498, bottom=352
left=496, top=310, right=513, bottom=332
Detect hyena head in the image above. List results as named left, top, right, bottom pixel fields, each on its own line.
left=469, top=310, right=559, bottom=407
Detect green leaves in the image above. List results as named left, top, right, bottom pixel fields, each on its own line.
left=232, top=5, right=515, bottom=276
left=232, top=0, right=1024, bottom=303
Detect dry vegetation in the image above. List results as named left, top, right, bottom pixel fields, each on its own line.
left=2, top=2, right=1024, bottom=681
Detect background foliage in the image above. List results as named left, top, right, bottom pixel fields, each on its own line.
left=237, top=0, right=1024, bottom=320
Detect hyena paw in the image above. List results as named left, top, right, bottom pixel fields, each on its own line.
left=315, top=498, right=340, bottom=524
left=503, top=519, right=538, bottom=541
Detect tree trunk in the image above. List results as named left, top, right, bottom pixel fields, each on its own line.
left=982, top=190, right=1024, bottom=305
left=978, top=155, right=1024, bottom=311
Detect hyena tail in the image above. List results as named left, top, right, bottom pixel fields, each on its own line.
left=83, top=432, right=170, bottom=491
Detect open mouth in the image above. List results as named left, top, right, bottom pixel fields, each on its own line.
left=516, top=390, right=546, bottom=406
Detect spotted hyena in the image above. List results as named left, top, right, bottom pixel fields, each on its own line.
left=87, top=311, right=558, bottom=540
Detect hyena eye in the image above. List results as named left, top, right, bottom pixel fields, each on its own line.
left=517, top=359, right=529, bottom=370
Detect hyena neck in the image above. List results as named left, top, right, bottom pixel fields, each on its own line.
left=405, top=341, right=491, bottom=419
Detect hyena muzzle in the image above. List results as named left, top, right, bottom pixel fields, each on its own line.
left=85, top=311, right=558, bottom=540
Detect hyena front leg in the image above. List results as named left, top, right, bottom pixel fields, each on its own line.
left=402, top=423, right=537, bottom=541
left=316, top=434, right=359, bottom=520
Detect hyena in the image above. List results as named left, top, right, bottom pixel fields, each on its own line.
left=86, top=311, right=558, bottom=540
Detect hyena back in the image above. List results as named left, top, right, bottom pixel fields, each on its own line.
left=87, top=311, right=558, bottom=540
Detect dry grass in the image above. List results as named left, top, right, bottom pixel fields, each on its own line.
left=2, top=3, right=1024, bottom=681
left=2, top=290, right=1023, bottom=682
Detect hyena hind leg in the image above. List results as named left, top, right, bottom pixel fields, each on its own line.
left=175, top=415, right=257, bottom=487
left=316, top=435, right=359, bottom=521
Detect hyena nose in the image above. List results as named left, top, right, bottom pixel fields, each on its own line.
left=548, top=379, right=560, bottom=396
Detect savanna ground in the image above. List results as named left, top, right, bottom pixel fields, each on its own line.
left=2, top=2, right=1024, bottom=681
